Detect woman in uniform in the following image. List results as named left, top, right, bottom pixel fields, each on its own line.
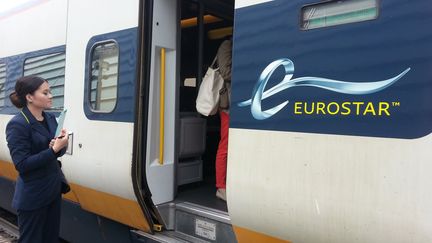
left=6, top=76, right=69, bottom=243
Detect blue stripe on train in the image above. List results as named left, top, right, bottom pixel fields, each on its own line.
left=230, top=0, right=432, bottom=139
left=84, top=27, right=138, bottom=122
left=0, top=46, right=66, bottom=115
left=0, top=27, right=138, bottom=122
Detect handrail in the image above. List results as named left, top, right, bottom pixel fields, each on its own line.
left=180, top=15, right=222, bottom=28
left=159, top=48, right=166, bottom=165
left=207, top=26, right=233, bottom=40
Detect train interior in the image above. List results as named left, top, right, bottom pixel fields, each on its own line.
left=174, top=0, right=234, bottom=212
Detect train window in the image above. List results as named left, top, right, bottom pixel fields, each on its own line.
left=301, top=0, right=378, bottom=30
left=0, top=62, right=6, bottom=109
left=24, top=53, right=66, bottom=110
left=89, top=41, right=119, bottom=112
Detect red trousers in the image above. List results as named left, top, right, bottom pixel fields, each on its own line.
left=216, top=111, right=229, bottom=189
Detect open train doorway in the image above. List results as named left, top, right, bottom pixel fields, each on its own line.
left=175, top=0, right=234, bottom=212
left=136, top=1, right=236, bottom=240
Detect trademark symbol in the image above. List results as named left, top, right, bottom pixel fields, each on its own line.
left=392, top=102, right=400, bottom=107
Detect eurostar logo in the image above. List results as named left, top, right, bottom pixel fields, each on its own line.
left=238, top=58, right=410, bottom=120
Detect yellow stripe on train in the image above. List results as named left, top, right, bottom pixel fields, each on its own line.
left=0, top=160, right=150, bottom=232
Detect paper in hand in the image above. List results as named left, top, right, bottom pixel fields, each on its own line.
left=55, top=109, right=67, bottom=138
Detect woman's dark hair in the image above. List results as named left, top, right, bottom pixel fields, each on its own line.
left=9, top=76, right=47, bottom=108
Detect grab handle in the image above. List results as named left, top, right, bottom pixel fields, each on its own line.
left=159, top=48, right=166, bottom=165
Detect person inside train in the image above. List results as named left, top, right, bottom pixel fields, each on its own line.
left=6, top=76, right=69, bottom=243
left=215, top=37, right=232, bottom=201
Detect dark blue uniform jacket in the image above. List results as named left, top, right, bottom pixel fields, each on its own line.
left=6, top=107, right=66, bottom=211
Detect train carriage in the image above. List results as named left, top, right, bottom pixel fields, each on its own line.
left=0, top=0, right=431, bottom=242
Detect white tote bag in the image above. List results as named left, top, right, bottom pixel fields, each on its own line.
left=196, top=57, right=224, bottom=116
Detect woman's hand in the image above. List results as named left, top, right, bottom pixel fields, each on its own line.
left=52, top=129, right=69, bottom=153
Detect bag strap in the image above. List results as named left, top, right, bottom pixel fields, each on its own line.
left=20, top=110, right=33, bottom=146
left=20, top=110, right=30, bottom=124
left=210, top=56, right=218, bottom=69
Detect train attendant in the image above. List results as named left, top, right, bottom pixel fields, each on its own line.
left=6, top=76, right=69, bottom=243
left=215, top=38, right=232, bottom=201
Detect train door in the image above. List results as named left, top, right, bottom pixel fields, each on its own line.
left=135, top=0, right=238, bottom=241
left=62, top=0, right=158, bottom=233
left=140, top=0, right=234, bottom=206
left=137, top=0, right=178, bottom=205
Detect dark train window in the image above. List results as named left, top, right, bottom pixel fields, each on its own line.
left=89, top=41, right=119, bottom=112
left=301, top=0, right=378, bottom=30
